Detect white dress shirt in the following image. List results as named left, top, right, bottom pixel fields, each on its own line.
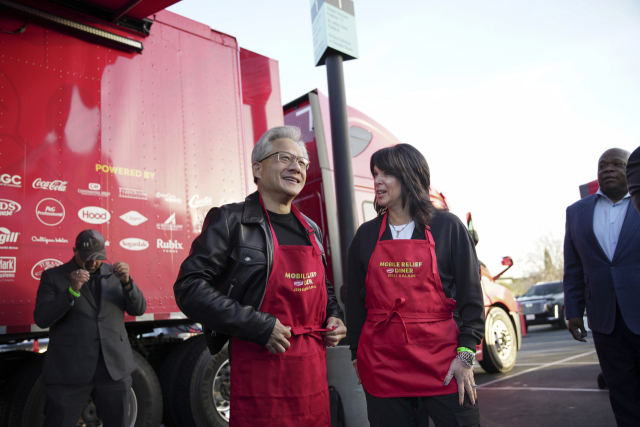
left=593, top=188, right=631, bottom=261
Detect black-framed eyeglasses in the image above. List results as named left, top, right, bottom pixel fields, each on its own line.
left=259, top=151, right=310, bottom=170
left=83, top=259, right=113, bottom=280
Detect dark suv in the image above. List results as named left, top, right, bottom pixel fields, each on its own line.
left=517, top=281, right=566, bottom=330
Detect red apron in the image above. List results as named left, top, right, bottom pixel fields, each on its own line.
left=229, top=199, right=331, bottom=427
left=358, top=213, right=460, bottom=397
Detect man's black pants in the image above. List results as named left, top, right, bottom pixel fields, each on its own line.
left=43, top=353, right=132, bottom=427
left=364, top=390, right=480, bottom=427
left=592, top=307, right=640, bottom=427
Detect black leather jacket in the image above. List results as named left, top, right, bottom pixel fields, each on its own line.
left=174, top=192, right=344, bottom=355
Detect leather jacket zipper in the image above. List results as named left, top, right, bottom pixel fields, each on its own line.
left=257, top=219, right=273, bottom=310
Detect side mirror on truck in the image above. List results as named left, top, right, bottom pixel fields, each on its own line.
left=466, top=213, right=479, bottom=246
left=492, top=256, right=514, bottom=281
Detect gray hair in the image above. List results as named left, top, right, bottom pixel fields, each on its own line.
left=251, top=126, right=308, bottom=184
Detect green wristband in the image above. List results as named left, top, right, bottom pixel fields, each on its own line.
left=68, top=286, right=81, bottom=298
left=457, top=346, right=475, bottom=354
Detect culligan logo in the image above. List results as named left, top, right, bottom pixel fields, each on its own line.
left=78, top=206, right=111, bottom=224
left=32, top=178, right=68, bottom=192
left=120, top=238, right=149, bottom=251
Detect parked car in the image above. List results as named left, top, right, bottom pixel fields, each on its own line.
left=517, top=281, right=566, bottom=330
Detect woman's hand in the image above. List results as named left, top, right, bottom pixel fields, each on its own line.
left=323, top=317, right=347, bottom=347
left=443, top=357, right=477, bottom=406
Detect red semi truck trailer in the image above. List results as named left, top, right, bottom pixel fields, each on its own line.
left=0, top=2, right=522, bottom=426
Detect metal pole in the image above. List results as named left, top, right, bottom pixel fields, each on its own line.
left=325, top=52, right=358, bottom=291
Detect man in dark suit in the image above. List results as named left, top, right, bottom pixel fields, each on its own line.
left=625, top=145, right=640, bottom=214
left=564, top=148, right=640, bottom=427
left=34, top=230, right=146, bottom=427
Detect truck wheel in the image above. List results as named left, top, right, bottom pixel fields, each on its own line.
left=129, top=350, right=163, bottom=427
left=479, top=308, right=517, bottom=373
left=171, top=336, right=230, bottom=427
left=157, top=336, right=205, bottom=427
left=2, top=355, right=45, bottom=427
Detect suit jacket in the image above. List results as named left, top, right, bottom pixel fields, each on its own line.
left=34, top=258, right=146, bottom=384
left=564, top=194, right=640, bottom=335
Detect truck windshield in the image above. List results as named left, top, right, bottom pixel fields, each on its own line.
left=525, top=282, right=563, bottom=296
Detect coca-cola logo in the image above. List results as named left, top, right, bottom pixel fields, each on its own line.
left=189, top=195, right=212, bottom=208
left=32, top=178, right=68, bottom=192
left=0, top=199, right=22, bottom=217
left=120, top=238, right=149, bottom=251
left=36, top=199, right=65, bottom=226
left=78, top=206, right=111, bottom=224
left=31, top=258, right=63, bottom=280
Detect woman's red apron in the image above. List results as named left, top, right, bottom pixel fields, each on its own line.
left=358, top=212, right=460, bottom=397
left=229, top=199, right=331, bottom=427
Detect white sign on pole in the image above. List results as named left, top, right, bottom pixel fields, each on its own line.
left=311, top=0, right=359, bottom=66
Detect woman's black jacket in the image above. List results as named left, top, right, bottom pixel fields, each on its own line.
left=174, top=191, right=344, bottom=355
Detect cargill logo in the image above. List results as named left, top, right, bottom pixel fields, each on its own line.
left=0, top=228, right=19, bottom=245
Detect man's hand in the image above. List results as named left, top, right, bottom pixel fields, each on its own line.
left=70, top=270, right=90, bottom=292
left=444, top=357, right=477, bottom=406
left=265, top=318, right=291, bottom=354
left=113, top=262, right=130, bottom=284
left=568, top=317, right=588, bottom=342
left=323, top=317, right=346, bottom=347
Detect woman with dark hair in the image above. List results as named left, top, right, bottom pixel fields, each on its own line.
left=347, top=144, right=485, bottom=426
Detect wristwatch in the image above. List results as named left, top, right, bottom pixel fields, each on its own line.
left=456, top=351, right=476, bottom=367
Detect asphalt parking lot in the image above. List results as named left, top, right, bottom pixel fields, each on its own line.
left=470, top=324, right=616, bottom=427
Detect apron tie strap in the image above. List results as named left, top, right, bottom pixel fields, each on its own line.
left=290, top=325, right=333, bottom=340
left=372, top=298, right=410, bottom=344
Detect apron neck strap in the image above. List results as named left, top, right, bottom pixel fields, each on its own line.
left=258, top=194, right=321, bottom=256
left=378, top=212, right=388, bottom=241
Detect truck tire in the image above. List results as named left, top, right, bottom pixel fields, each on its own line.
left=164, top=335, right=230, bottom=427
left=2, top=355, right=45, bottom=427
left=157, top=336, right=205, bottom=427
left=479, top=308, right=517, bottom=373
left=130, top=350, right=163, bottom=427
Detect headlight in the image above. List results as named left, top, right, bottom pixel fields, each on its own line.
left=543, top=303, right=551, bottom=311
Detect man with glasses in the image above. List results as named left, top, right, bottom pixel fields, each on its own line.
left=174, top=125, right=345, bottom=427
left=34, top=229, right=146, bottom=427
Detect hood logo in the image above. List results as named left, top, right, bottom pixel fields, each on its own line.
left=31, top=259, right=63, bottom=280
left=36, top=199, right=65, bottom=226
left=189, top=195, right=212, bottom=208
left=0, top=174, right=21, bottom=188
left=32, top=178, right=67, bottom=192
left=120, top=211, right=148, bottom=226
left=0, top=199, right=22, bottom=217
left=120, top=238, right=149, bottom=251
left=78, top=206, right=110, bottom=224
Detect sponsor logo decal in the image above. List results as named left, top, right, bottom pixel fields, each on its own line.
left=157, top=239, right=184, bottom=253
left=32, top=236, right=69, bottom=245
left=78, top=206, right=110, bottom=224
left=36, top=199, right=65, bottom=226
left=0, top=174, right=21, bottom=188
left=31, top=258, right=63, bottom=280
left=0, top=199, right=21, bottom=217
left=189, top=195, right=212, bottom=208
left=119, top=188, right=147, bottom=200
left=192, top=213, right=205, bottom=234
left=156, top=192, right=182, bottom=204
left=95, top=164, right=156, bottom=179
left=379, top=261, right=422, bottom=278
left=120, top=238, right=149, bottom=251
left=285, top=271, right=317, bottom=291
left=120, top=211, right=148, bottom=226
left=78, top=183, right=110, bottom=197
left=0, top=256, right=16, bottom=280
left=32, top=178, right=67, bottom=192
left=0, top=227, right=19, bottom=250
left=157, top=213, right=183, bottom=231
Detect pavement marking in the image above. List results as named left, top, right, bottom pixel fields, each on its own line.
left=477, top=350, right=597, bottom=389
left=481, top=386, right=607, bottom=393
left=515, top=362, right=600, bottom=366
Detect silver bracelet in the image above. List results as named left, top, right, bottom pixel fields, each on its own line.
left=456, top=352, right=475, bottom=368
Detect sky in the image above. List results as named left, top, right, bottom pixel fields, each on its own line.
left=167, top=0, right=640, bottom=277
